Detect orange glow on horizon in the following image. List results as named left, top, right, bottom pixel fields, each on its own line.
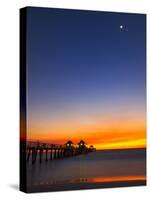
left=26, top=109, right=146, bottom=150
left=93, top=138, right=146, bottom=150
left=26, top=131, right=146, bottom=150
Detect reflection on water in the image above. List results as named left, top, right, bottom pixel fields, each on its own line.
left=32, top=175, right=146, bottom=187
left=27, top=149, right=146, bottom=188
left=90, top=175, right=146, bottom=183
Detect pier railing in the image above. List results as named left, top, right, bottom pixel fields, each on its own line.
left=20, top=141, right=96, bottom=164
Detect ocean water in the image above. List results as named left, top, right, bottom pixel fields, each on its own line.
left=26, top=148, right=146, bottom=192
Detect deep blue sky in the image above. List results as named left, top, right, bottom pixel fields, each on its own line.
left=26, top=7, right=146, bottom=137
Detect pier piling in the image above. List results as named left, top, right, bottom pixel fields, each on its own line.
left=26, top=141, right=96, bottom=164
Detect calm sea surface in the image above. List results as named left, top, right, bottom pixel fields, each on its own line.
left=26, top=148, right=146, bottom=191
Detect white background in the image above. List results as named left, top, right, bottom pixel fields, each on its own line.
left=0, top=0, right=149, bottom=199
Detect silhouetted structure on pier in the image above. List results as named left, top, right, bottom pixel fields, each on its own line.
left=65, top=140, right=73, bottom=148
left=22, top=140, right=96, bottom=164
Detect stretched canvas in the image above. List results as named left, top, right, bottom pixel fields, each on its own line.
left=20, top=6, right=146, bottom=193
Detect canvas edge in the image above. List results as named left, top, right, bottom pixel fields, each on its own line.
left=19, top=7, right=27, bottom=193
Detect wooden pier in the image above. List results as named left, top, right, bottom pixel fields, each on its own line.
left=21, top=140, right=96, bottom=164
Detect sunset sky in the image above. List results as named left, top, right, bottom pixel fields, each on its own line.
left=26, top=7, right=146, bottom=150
